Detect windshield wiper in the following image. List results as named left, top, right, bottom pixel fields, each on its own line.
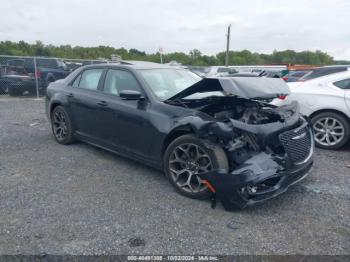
left=164, top=98, right=188, bottom=108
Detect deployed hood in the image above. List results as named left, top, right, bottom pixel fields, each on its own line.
left=168, top=77, right=291, bottom=101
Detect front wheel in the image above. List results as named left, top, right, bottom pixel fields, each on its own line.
left=51, top=106, right=75, bottom=145
left=311, top=112, right=350, bottom=149
left=164, top=134, right=228, bottom=199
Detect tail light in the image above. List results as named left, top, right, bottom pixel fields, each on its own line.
left=278, top=95, right=287, bottom=100
left=35, top=69, right=42, bottom=79
left=282, top=77, right=288, bottom=81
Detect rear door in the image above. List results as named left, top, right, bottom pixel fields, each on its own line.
left=346, top=90, right=350, bottom=112
left=332, top=78, right=350, bottom=112
left=67, top=67, right=106, bottom=141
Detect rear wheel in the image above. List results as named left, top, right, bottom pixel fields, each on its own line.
left=164, top=134, right=228, bottom=199
left=8, top=87, right=23, bottom=96
left=51, top=106, right=75, bottom=145
left=311, top=112, right=350, bottom=149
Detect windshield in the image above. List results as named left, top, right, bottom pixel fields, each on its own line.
left=138, top=69, right=201, bottom=100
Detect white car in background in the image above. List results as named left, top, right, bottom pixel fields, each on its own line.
left=273, top=71, right=350, bottom=149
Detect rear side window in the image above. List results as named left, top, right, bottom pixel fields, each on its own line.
left=302, top=68, right=347, bottom=80
left=333, top=78, right=350, bottom=89
left=76, top=69, right=103, bottom=91
left=103, top=69, right=141, bottom=96
left=37, top=59, right=58, bottom=68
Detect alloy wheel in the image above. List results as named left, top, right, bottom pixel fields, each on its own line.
left=52, top=110, right=68, bottom=141
left=313, top=117, right=345, bottom=147
left=168, top=143, right=212, bottom=193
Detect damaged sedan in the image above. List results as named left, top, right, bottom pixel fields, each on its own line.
left=46, top=62, right=314, bottom=210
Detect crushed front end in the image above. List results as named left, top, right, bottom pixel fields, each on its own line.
left=195, top=100, right=314, bottom=210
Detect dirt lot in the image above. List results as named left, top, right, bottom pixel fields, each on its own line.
left=0, top=97, right=349, bottom=255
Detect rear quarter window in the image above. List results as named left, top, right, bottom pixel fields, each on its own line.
left=333, top=78, right=350, bottom=89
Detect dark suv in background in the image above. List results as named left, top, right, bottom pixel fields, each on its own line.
left=0, top=56, right=71, bottom=96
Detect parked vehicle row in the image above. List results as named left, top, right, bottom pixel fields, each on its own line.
left=282, top=65, right=350, bottom=83
left=273, top=70, right=350, bottom=149
left=0, top=56, right=70, bottom=96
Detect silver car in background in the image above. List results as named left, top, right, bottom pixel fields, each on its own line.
left=273, top=71, right=350, bottom=149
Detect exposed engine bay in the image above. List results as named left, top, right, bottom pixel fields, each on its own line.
left=164, top=77, right=313, bottom=211
left=196, top=97, right=286, bottom=124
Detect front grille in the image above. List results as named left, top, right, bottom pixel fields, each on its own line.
left=279, top=124, right=312, bottom=164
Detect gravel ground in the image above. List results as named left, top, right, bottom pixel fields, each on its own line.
left=0, top=97, right=349, bottom=255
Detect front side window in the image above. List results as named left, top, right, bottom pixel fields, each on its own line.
left=333, top=78, right=350, bottom=89
left=72, top=74, right=82, bottom=88
left=138, top=69, right=201, bottom=100
left=103, top=69, right=141, bottom=96
left=77, top=69, right=103, bottom=91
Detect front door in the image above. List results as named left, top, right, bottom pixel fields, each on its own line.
left=96, top=68, right=155, bottom=159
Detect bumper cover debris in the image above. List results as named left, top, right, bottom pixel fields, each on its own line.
left=198, top=151, right=313, bottom=211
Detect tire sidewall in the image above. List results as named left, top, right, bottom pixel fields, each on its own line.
left=163, top=134, right=228, bottom=199
left=8, top=87, right=22, bottom=96
left=51, top=106, right=75, bottom=145
left=311, top=112, right=350, bottom=149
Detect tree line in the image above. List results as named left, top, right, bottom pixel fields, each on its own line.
left=0, top=40, right=340, bottom=66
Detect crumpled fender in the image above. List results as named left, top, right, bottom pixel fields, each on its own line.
left=170, top=114, right=234, bottom=139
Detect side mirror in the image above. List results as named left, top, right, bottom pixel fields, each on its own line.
left=119, top=90, right=142, bottom=100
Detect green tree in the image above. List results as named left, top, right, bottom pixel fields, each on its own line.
left=0, top=40, right=336, bottom=66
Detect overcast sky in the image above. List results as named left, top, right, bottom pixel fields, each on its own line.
left=1, top=0, right=350, bottom=59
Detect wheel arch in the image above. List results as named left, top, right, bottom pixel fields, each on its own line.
left=309, top=109, right=350, bottom=123
left=161, top=124, right=195, bottom=156
left=49, top=101, right=62, bottom=119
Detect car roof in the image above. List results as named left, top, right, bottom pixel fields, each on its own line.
left=81, top=60, right=174, bottom=70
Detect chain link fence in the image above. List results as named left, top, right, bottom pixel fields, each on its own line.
left=0, top=55, right=118, bottom=98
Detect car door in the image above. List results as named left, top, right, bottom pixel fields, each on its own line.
left=333, top=78, right=350, bottom=112
left=96, top=68, right=155, bottom=159
left=67, top=67, right=105, bottom=141
left=346, top=89, right=350, bottom=112
left=341, top=79, right=350, bottom=111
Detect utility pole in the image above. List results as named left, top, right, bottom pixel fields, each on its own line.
left=159, top=47, right=163, bottom=64
left=225, top=24, right=231, bottom=66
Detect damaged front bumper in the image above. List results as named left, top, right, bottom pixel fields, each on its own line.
left=198, top=122, right=314, bottom=211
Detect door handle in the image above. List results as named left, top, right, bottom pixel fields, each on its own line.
left=97, top=101, right=108, bottom=107
left=67, top=93, right=74, bottom=98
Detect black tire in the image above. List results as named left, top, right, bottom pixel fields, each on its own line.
left=28, top=88, right=38, bottom=96
left=8, top=88, right=23, bottom=96
left=51, top=106, right=75, bottom=145
left=164, top=134, right=228, bottom=199
left=311, top=111, right=350, bottom=150
left=0, top=84, right=8, bottom=94
left=46, top=76, right=55, bottom=87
